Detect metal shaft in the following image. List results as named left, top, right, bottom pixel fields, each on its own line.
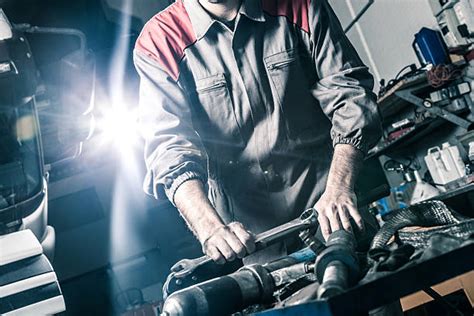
left=315, top=230, right=359, bottom=300
left=317, top=261, right=349, bottom=299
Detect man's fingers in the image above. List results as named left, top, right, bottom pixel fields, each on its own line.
left=201, top=222, right=256, bottom=263
left=327, top=205, right=342, bottom=233
left=229, top=222, right=256, bottom=254
left=214, top=238, right=236, bottom=262
left=338, top=205, right=352, bottom=232
left=347, top=203, right=364, bottom=231
left=318, top=213, right=331, bottom=241
left=223, top=229, right=246, bottom=259
left=206, top=245, right=225, bottom=264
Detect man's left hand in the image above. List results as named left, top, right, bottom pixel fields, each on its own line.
left=314, top=184, right=364, bottom=241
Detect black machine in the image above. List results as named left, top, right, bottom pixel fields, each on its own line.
left=0, top=9, right=94, bottom=315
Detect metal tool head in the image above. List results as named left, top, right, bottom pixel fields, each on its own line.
left=255, top=208, right=318, bottom=248
left=171, top=256, right=212, bottom=279
left=300, top=208, right=318, bottom=221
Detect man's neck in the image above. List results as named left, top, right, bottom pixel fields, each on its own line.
left=198, top=0, right=242, bottom=21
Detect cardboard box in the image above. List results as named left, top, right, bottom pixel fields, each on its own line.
left=401, top=270, right=474, bottom=311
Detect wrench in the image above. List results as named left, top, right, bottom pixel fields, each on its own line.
left=171, top=208, right=319, bottom=279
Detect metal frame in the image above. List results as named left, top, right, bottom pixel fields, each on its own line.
left=344, top=0, right=375, bottom=34
left=395, top=88, right=473, bottom=130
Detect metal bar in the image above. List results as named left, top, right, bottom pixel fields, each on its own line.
left=344, top=0, right=375, bottom=33
left=255, top=211, right=317, bottom=248
left=395, top=90, right=473, bottom=130
left=13, top=24, right=87, bottom=62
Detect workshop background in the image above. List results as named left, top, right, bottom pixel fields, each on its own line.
left=1, top=0, right=473, bottom=315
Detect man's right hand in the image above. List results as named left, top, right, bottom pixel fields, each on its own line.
left=174, top=180, right=256, bottom=264
left=201, top=222, right=256, bottom=264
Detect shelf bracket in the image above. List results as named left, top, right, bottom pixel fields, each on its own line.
left=395, top=89, right=473, bottom=130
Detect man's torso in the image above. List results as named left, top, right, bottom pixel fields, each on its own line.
left=135, top=0, right=334, bottom=235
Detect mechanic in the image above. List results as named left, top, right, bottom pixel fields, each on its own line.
left=134, top=0, right=382, bottom=265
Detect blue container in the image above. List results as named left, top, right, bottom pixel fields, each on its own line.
left=413, top=27, right=448, bottom=66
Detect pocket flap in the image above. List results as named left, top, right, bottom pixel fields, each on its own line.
left=196, top=73, right=227, bottom=93
left=264, top=48, right=298, bottom=69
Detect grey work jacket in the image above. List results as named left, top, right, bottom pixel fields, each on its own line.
left=134, top=0, right=382, bottom=261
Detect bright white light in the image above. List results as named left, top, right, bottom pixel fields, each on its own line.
left=0, top=9, right=13, bottom=41
left=97, top=105, right=139, bottom=149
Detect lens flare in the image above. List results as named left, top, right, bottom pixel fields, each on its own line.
left=97, top=105, right=139, bottom=149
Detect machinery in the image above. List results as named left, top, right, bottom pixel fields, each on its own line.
left=0, top=9, right=63, bottom=314
left=0, top=9, right=94, bottom=314
left=159, top=162, right=395, bottom=316
left=160, top=201, right=474, bottom=316
left=161, top=209, right=361, bottom=316
left=428, top=0, right=474, bottom=49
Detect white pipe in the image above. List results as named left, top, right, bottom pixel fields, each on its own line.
left=345, top=0, right=381, bottom=83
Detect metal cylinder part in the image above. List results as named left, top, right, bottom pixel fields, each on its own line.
left=271, top=262, right=314, bottom=287
left=161, top=265, right=274, bottom=316
left=315, top=230, right=359, bottom=299
left=317, top=261, right=348, bottom=299
left=315, top=230, right=358, bottom=284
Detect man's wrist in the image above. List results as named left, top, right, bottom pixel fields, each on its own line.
left=195, top=212, right=225, bottom=244
left=174, top=179, right=226, bottom=244
left=325, top=182, right=355, bottom=192
left=326, top=144, right=363, bottom=190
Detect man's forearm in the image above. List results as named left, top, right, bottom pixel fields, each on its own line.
left=174, top=179, right=256, bottom=263
left=174, top=179, right=224, bottom=243
left=315, top=144, right=365, bottom=239
left=326, top=144, right=364, bottom=190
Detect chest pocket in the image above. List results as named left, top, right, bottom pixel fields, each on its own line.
left=194, top=73, right=243, bottom=148
left=264, top=48, right=319, bottom=140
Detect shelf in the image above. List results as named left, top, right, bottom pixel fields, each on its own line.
left=377, top=72, right=429, bottom=119
left=367, top=117, right=443, bottom=158
left=432, top=182, right=474, bottom=202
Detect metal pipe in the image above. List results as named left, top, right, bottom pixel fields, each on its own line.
left=344, top=0, right=375, bottom=34
left=271, top=262, right=315, bottom=287
left=13, top=24, right=87, bottom=62
left=161, top=265, right=275, bottom=316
